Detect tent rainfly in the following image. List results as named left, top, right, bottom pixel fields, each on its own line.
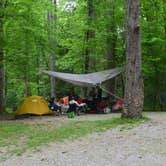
left=42, top=67, right=124, bottom=87
left=15, top=96, right=54, bottom=115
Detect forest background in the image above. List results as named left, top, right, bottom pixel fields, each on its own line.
left=0, top=0, right=166, bottom=112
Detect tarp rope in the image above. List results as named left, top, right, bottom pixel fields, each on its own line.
left=99, top=84, right=119, bottom=99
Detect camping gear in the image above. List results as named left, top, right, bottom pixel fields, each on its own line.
left=43, top=67, right=123, bottom=87
left=61, top=96, right=69, bottom=105
left=104, top=107, right=111, bottom=114
left=68, top=100, right=80, bottom=116
left=43, top=67, right=124, bottom=113
left=15, top=96, right=54, bottom=115
left=67, top=112, right=75, bottom=118
left=112, top=97, right=123, bottom=112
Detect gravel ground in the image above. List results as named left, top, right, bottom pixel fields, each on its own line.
left=1, top=112, right=166, bottom=166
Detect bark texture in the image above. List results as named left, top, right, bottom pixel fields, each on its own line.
left=24, top=29, right=31, bottom=97
left=84, top=0, right=95, bottom=74
left=0, top=2, right=5, bottom=113
left=122, top=0, right=144, bottom=118
left=50, top=55, right=55, bottom=97
left=83, top=0, right=95, bottom=96
left=48, top=0, right=56, bottom=97
left=105, top=0, right=117, bottom=96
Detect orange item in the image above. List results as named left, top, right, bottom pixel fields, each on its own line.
left=59, top=96, right=69, bottom=105
left=63, top=96, right=69, bottom=105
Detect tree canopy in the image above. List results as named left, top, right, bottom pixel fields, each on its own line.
left=0, top=0, right=165, bottom=114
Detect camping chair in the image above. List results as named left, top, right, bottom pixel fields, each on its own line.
left=68, top=103, right=79, bottom=116
left=59, top=96, right=69, bottom=114
left=78, top=103, right=87, bottom=113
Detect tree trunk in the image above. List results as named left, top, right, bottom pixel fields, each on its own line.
left=105, top=0, right=117, bottom=97
left=84, top=0, right=95, bottom=74
left=120, top=74, right=125, bottom=97
left=42, top=75, right=47, bottom=98
left=122, top=0, right=144, bottom=118
left=36, top=53, right=40, bottom=95
left=0, top=2, right=5, bottom=113
left=25, top=72, right=31, bottom=97
left=83, top=0, right=95, bottom=96
left=24, top=28, right=31, bottom=97
left=48, top=0, right=56, bottom=97
left=41, top=49, right=47, bottom=97
left=161, top=0, right=166, bottom=111
left=49, top=55, right=55, bottom=97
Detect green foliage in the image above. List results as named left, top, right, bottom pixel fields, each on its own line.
left=3, top=0, right=53, bottom=105
left=1, top=0, right=165, bottom=110
left=141, top=0, right=166, bottom=110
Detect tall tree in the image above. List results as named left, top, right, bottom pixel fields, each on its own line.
left=122, top=0, right=144, bottom=118
left=84, top=0, right=95, bottom=74
left=48, top=0, right=56, bottom=97
left=105, top=0, right=117, bottom=96
left=0, top=1, right=5, bottom=114
left=82, top=0, right=95, bottom=95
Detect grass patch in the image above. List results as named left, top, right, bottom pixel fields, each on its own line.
left=0, top=117, right=148, bottom=159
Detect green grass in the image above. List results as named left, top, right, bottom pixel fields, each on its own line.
left=0, top=117, right=148, bottom=159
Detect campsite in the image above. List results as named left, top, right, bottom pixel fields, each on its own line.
left=0, top=0, right=166, bottom=166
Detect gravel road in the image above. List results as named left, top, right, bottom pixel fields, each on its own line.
left=1, top=112, right=166, bottom=166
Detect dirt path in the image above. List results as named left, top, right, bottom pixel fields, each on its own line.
left=1, top=112, right=166, bottom=166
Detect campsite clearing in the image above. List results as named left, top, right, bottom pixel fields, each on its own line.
left=0, top=113, right=146, bottom=161
left=0, top=112, right=166, bottom=166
